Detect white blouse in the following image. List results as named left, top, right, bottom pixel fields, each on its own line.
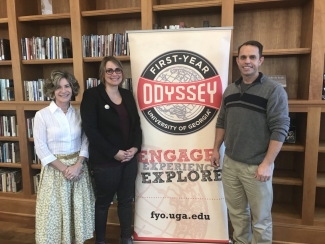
left=34, top=101, right=89, bottom=166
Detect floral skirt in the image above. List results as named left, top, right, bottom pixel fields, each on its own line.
left=35, top=152, right=95, bottom=244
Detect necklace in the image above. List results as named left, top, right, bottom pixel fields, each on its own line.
left=61, top=108, right=68, bottom=114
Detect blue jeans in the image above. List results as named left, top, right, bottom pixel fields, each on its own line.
left=93, top=159, right=137, bottom=242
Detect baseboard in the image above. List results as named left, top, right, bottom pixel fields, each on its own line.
left=274, top=222, right=325, bottom=244
left=1, top=197, right=325, bottom=243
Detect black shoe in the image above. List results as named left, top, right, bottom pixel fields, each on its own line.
left=119, top=238, right=133, bottom=244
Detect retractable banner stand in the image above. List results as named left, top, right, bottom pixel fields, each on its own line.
left=128, top=27, right=232, bottom=244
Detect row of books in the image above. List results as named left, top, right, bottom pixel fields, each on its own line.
left=86, top=78, right=133, bottom=92
left=0, top=169, right=22, bottom=193
left=26, top=117, right=34, bottom=138
left=0, top=142, right=20, bottom=163
left=0, top=115, right=17, bottom=137
left=0, top=39, right=11, bottom=60
left=86, top=78, right=101, bottom=89
left=21, top=36, right=72, bottom=60
left=82, top=33, right=129, bottom=57
left=24, top=79, right=50, bottom=101
left=0, top=79, right=14, bottom=101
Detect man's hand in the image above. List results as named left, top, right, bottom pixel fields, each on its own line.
left=210, top=149, right=220, bottom=168
left=255, top=161, right=273, bottom=182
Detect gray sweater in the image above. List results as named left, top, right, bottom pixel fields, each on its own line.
left=216, top=73, right=290, bottom=165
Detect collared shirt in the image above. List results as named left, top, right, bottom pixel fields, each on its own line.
left=34, top=101, right=89, bottom=166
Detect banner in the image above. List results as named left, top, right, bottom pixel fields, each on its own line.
left=128, top=28, right=232, bottom=243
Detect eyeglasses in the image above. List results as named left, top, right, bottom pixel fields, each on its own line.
left=105, top=68, right=122, bottom=75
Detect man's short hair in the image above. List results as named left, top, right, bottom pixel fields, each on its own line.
left=238, top=40, right=263, bottom=58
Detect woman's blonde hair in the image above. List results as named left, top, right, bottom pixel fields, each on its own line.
left=44, top=70, right=80, bottom=99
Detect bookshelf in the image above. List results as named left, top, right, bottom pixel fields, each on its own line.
left=0, top=0, right=325, bottom=242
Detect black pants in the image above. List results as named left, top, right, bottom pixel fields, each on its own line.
left=93, top=159, right=137, bottom=242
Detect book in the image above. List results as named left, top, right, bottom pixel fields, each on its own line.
left=0, top=39, right=11, bottom=60
left=10, top=116, right=17, bottom=137
left=6, top=79, right=14, bottom=101
left=268, top=75, right=287, bottom=89
left=62, top=38, right=72, bottom=58
left=322, top=73, right=325, bottom=100
left=0, top=79, right=6, bottom=100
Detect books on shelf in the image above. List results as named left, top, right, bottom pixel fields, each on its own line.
left=268, top=75, right=287, bottom=89
left=82, top=33, right=129, bottom=57
left=24, top=79, right=50, bottom=101
left=86, top=78, right=132, bottom=92
left=120, top=78, right=133, bottom=92
left=0, top=115, right=17, bottom=137
left=0, top=79, right=14, bottom=101
left=0, top=39, right=11, bottom=61
left=86, top=78, right=100, bottom=89
left=26, top=117, right=34, bottom=138
left=0, top=169, right=22, bottom=193
left=0, top=142, right=20, bottom=163
left=21, top=36, right=72, bottom=60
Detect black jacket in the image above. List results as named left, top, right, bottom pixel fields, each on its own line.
left=80, top=83, right=142, bottom=167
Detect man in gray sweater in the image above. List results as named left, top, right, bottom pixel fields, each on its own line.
left=210, top=40, right=290, bottom=244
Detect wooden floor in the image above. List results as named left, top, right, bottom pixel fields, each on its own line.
left=0, top=220, right=120, bottom=244
left=0, top=219, right=308, bottom=244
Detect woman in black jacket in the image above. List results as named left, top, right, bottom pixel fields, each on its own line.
left=80, top=56, right=142, bottom=244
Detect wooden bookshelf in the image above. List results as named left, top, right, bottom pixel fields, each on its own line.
left=152, top=1, right=222, bottom=15
left=0, top=60, right=11, bottom=65
left=22, top=58, right=73, bottom=65
left=0, top=163, right=21, bottom=168
left=281, top=143, right=305, bottom=152
left=18, top=13, right=71, bottom=24
left=0, top=0, right=324, bottom=242
left=273, top=170, right=303, bottom=186
left=316, top=173, right=325, bottom=188
left=0, top=18, right=8, bottom=25
left=232, top=48, right=311, bottom=56
left=83, top=56, right=130, bottom=63
left=0, top=136, right=19, bottom=141
left=81, top=7, right=141, bottom=20
left=30, top=164, right=41, bottom=170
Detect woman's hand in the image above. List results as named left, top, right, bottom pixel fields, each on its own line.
left=64, top=162, right=83, bottom=181
left=114, top=150, right=127, bottom=161
left=121, top=147, right=138, bottom=163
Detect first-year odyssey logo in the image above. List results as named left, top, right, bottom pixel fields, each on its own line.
left=138, top=50, right=223, bottom=135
